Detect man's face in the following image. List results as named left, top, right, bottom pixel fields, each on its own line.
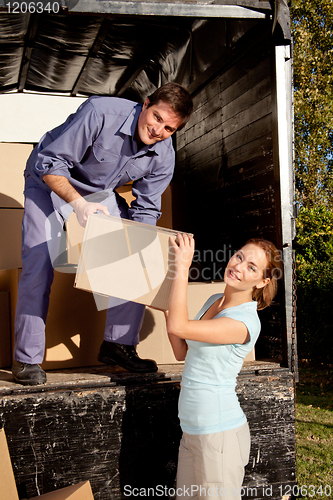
left=135, top=98, right=182, bottom=145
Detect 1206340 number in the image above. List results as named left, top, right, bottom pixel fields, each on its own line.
left=279, top=484, right=332, bottom=497
left=6, top=1, right=60, bottom=13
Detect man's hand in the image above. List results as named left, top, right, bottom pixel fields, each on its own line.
left=43, top=174, right=110, bottom=227
left=70, top=197, right=110, bottom=227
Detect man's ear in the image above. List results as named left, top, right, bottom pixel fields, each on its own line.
left=143, top=97, right=150, bottom=108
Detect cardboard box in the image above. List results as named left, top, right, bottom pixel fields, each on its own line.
left=0, top=143, right=32, bottom=209
left=116, top=183, right=173, bottom=229
left=5, top=269, right=106, bottom=370
left=10, top=268, right=106, bottom=370
left=66, top=211, right=85, bottom=266
left=0, top=270, right=20, bottom=364
left=42, top=271, right=106, bottom=370
left=74, top=214, right=188, bottom=311
left=66, top=184, right=173, bottom=267
left=0, top=428, right=94, bottom=499
left=0, top=209, right=23, bottom=270
left=29, top=482, right=94, bottom=500
left=0, top=291, right=11, bottom=368
left=0, top=270, right=20, bottom=368
left=0, top=428, right=19, bottom=500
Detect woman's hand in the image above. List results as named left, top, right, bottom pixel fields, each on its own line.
left=170, top=233, right=195, bottom=275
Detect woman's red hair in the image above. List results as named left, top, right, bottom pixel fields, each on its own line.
left=245, top=238, right=283, bottom=310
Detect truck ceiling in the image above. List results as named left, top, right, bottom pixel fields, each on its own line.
left=0, top=0, right=291, bottom=101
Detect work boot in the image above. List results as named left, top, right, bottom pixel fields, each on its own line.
left=98, top=341, right=158, bottom=373
left=12, top=361, right=47, bottom=386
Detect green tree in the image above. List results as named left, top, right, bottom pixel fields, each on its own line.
left=291, top=0, right=333, bottom=209
left=294, top=206, right=333, bottom=363
left=295, top=206, right=333, bottom=264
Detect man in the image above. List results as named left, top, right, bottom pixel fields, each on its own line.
left=12, top=83, right=193, bottom=385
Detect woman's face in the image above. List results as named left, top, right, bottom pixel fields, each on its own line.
left=224, top=243, right=270, bottom=292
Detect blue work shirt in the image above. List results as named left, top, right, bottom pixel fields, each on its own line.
left=25, top=96, right=176, bottom=225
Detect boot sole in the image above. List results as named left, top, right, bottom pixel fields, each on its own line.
left=98, top=353, right=158, bottom=373
left=12, top=375, right=46, bottom=386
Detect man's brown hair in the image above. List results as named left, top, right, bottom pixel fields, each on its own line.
left=147, top=83, right=194, bottom=131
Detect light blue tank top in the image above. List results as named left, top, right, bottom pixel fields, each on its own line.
left=179, top=293, right=261, bottom=434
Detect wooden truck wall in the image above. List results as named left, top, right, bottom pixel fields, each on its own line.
left=174, top=23, right=292, bottom=368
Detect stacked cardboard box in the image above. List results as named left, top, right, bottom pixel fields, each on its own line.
left=0, top=143, right=32, bottom=270
left=0, top=144, right=254, bottom=368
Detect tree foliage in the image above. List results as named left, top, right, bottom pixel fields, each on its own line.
left=294, top=207, right=333, bottom=363
left=294, top=206, right=333, bottom=264
left=291, top=0, right=333, bottom=209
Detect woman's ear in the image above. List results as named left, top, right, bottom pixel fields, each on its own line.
left=255, top=277, right=270, bottom=290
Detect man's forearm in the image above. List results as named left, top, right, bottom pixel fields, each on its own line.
left=43, top=174, right=82, bottom=204
left=43, top=173, right=110, bottom=227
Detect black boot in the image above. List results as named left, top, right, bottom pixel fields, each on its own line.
left=12, top=360, right=47, bottom=385
left=98, top=341, right=158, bottom=373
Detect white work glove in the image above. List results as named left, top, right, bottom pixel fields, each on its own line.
left=71, top=197, right=110, bottom=227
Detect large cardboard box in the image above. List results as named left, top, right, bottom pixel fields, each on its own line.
left=0, top=291, right=11, bottom=367
left=116, top=183, right=173, bottom=229
left=0, top=270, right=20, bottom=367
left=0, top=428, right=18, bottom=500
left=30, top=482, right=94, bottom=500
left=42, top=272, right=106, bottom=370
left=0, top=144, right=30, bottom=270
left=74, top=214, right=188, bottom=311
left=0, top=209, right=24, bottom=270
left=5, top=270, right=106, bottom=370
left=65, top=211, right=85, bottom=266
left=0, top=428, right=94, bottom=500
left=0, top=143, right=32, bottom=209
left=66, top=184, right=173, bottom=266
left=14, top=270, right=106, bottom=370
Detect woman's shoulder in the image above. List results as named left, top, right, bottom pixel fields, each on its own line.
left=194, top=293, right=223, bottom=320
left=221, top=301, right=260, bottom=336
left=222, top=300, right=258, bottom=319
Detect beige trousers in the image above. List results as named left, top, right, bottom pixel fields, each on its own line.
left=175, top=422, right=250, bottom=500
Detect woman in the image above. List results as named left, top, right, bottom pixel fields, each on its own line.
left=166, top=234, right=283, bottom=500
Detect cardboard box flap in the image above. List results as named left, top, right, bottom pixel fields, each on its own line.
left=75, top=214, right=190, bottom=311
left=0, top=428, right=20, bottom=500
left=30, top=481, right=94, bottom=500
left=0, top=428, right=94, bottom=500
